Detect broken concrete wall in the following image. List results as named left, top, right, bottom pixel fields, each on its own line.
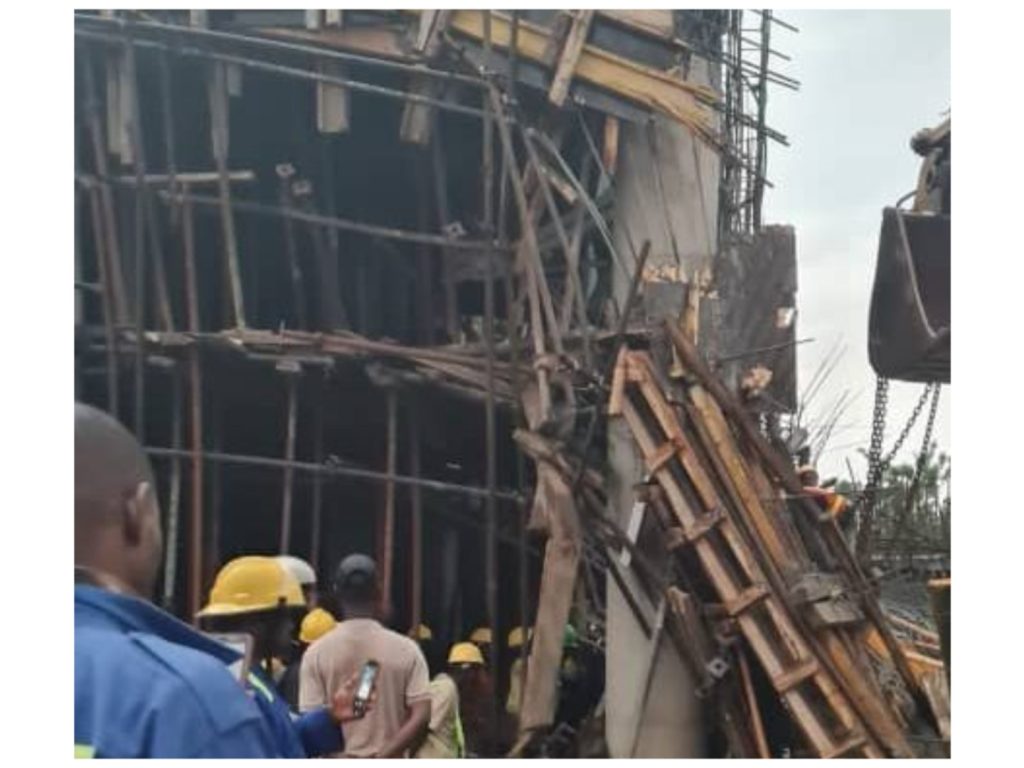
left=716, top=225, right=798, bottom=411
left=605, top=420, right=706, bottom=757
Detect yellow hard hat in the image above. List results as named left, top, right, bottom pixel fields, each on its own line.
left=409, top=623, right=433, bottom=642
left=449, top=641, right=485, bottom=666
left=299, top=608, right=337, bottom=644
left=507, top=626, right=533, bottom=649
left=198, top=556, right=306, bottom=617
left=469, top=626, right=492, bottom=645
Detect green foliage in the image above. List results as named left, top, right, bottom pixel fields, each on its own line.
left=870, top=446, right=950, bottom=556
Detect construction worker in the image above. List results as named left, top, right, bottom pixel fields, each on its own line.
left=410, top=623, right=441, bottom=675
left=798, top=465, right=852, bottom=525
left=302, top=607, right=339, bottom=645
left=277, top=555, right=320, bottom=608
left=299, top=554, right=431, bottom=758
left=412, top=625, right=466, bottom=759
left=197, top=555, right=373, bottom=754
left=469, top=625, right=494, bottom=666
left=74, top=403, right=365, bottom=758
left=275, top=557, right=331, bottom=699
left=505, top=625, right=532, bottom=719
left=554, top=624, right=594, bottom=731
left=447, top=642, right=496, bottom=757
left=280, top=608, right=337, bottom=710
left=197, top=556, right=306, bottom=688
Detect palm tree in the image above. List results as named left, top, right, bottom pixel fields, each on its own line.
left=866, top=446, right=950, bottom=563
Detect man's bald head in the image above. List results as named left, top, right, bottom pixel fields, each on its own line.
left=75, top=403, right=162, bottom=598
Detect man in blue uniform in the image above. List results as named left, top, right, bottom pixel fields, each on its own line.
left=74, top=403, right=366, bottom=758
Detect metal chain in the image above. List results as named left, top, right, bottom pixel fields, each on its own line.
left=888, top=384, right=943, bottom=555
left=880, top=383, right=937, bottom=471
left=918, top=385, right=942, bottom=466
left=857, top=378, right=936, bottom=563
left=904, top=385, right=942, bottom=505
left=856, top=378, right=890, bottom=561
left=864, top=377, right=890, bottom=494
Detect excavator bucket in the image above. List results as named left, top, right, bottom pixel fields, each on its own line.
left=868, top=207, right=950, bottom=383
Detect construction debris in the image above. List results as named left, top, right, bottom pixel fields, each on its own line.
left=74, top=8, right=945, bottom=759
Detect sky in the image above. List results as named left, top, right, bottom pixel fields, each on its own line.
left=760, top=9, right=951, bottom=482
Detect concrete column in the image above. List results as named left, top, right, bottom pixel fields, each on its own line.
left=604, top=55, right=719, bottom=758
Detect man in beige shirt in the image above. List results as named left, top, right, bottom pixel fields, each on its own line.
left=299, top=555, right=430, bottom=758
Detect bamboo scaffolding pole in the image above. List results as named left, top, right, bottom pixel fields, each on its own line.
left=409, top=403, right=423, bottom=633
left=381, top=388, right=398, bottom=616
left=310, top=391, right=325, bottom=573
left=482, top=10, right=502, bottom=738
left=123, top=35, right=148, bottom=442
left=145, top=446, right=523, bottom=503
left=208, top=61, right=246, bottom=328
left=158, top=189, right=505, bottom=253
left=279, top=370, right=299, bottom=553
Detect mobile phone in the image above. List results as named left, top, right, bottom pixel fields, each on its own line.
left=353, top=660, right=380, bottom=718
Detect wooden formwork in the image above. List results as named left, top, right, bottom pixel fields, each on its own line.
left=611, top=349, right=919, bottom=758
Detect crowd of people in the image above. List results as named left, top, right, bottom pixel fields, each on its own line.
left=74, top=403, right=601, bottom=758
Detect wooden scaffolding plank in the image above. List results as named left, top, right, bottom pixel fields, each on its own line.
left=664, top=335, right=920, bottom=757
left=548, top=10, right=595, bottom=106
left=621, top=396, right=740, bottom=603
left=607, top=346, right=629, bottom=416
left=680, top=506, right=723, bottom=543
left=648, top=439, right=680, bottom=473
left=400, top=9, right=453, bottom=145
left=664, top=322, right=928, bottom=722
left=629, top=362, right=770, bottom=595
left=686, top=386, right=797, bottom=574
left=780, top=689, right=841, bottom=756
left=726, top=583, right=770, bottom=616
left=629, top=355, right=718, bottom=509
left=616, top=352, right=889, bottom=759
left=821, top=733, right=869, bottom=759
left=772, top=657, right=818, bottom=693
left=442, top=9, right=716, bottom=139
left=625, top=391, right=805, bottom=697
left=684, top=388, right=905, bottom=753
left=819, top=631, right=915, bottom=755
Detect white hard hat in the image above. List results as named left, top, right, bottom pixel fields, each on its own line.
left=276, top=555, right=317, bottom=587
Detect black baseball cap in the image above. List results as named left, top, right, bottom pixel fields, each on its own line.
left=334, top=554, right=377, bottom=591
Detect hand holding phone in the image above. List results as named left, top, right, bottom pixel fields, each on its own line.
left=330, top=663, right=378, bottom=724
left=353, top=660, right=379, bottom=718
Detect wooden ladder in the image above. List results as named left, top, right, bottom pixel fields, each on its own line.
left=614, top=351, right=884, bottom=758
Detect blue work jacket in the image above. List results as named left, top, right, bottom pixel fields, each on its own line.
left=74, top=584, right=342, bottom=758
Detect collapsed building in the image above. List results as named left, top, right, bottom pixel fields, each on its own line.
left=73, top=9, right=948, bottom=758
